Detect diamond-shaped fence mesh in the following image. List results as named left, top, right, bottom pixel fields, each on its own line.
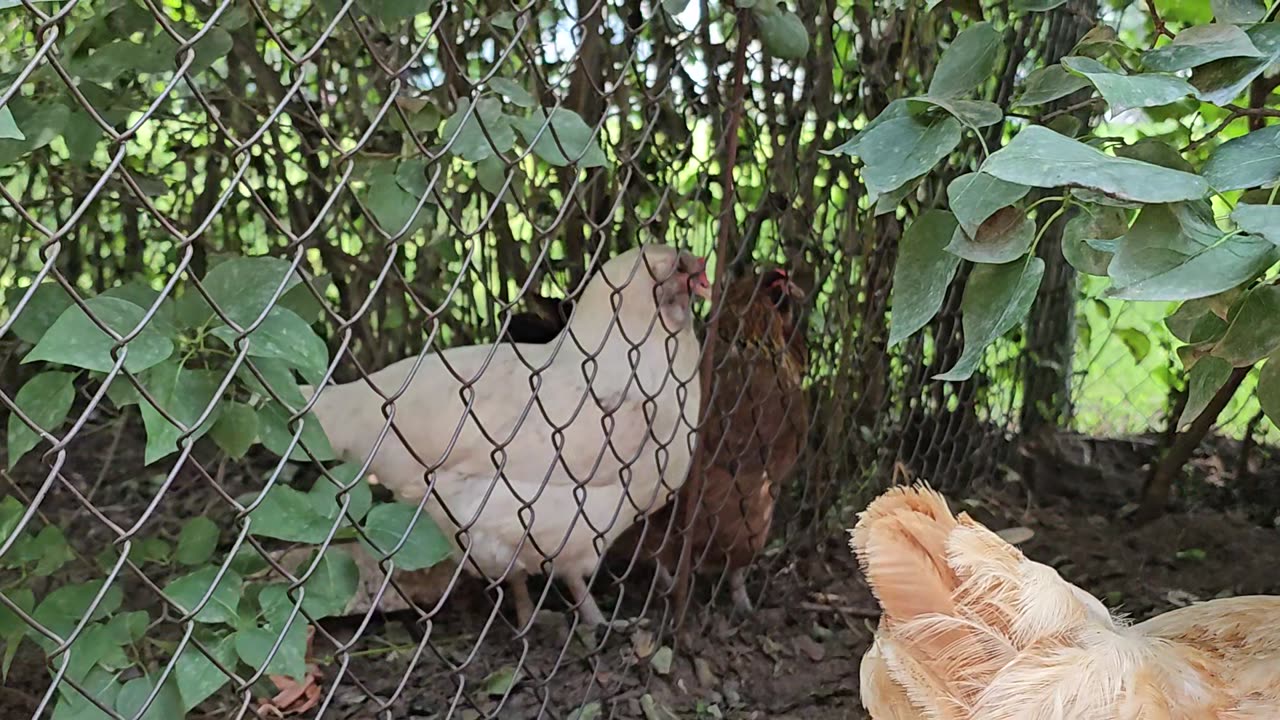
left=1, top=2, right=1275, bottom=719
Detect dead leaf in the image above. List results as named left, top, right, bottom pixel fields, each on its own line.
left=650, top=646, right=673, bottom=675
left=640, top=694, right=679, bottom=720
left=630, top=629, right=656, bottom=660
left=792, top=635, right=825, bottom=662
left=256, top=626, right=323, bottom=717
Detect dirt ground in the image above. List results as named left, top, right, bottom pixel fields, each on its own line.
left=4, top=417, right=1280, bottom=719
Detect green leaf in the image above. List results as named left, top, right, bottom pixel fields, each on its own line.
left=176, top=517, right=220, bottom=566
left=1061, top=206, right=1128, bottom=276
left=1060, top=56, right=1196, bottom=114
left=1112, top=137, right=1196, bottom=173
left=363, top=159, right=434, bottom=236
left=907, top=97, right=1004, bottom=128
left=1144, top=24, right=1265, bottom=72
left=754, top=8, right=810, bottom=60
left=1107, top=203, right=1279, bottom=301
left=663, top=0, right=690, bottom=12
left=246, top=468, right=371, bottom=543
left=359, top=501, right=454, bottom=571
left=51, top=665, right=121, bottom=720
left=1212, top=285, right=1280, bottom=366
left=6, top=281, right=74, bottom=344
left=0, top=103, right=69, bottom=165
left=1232, top=203, right=1280, bottom=245
left=929, top=22, right=1000, bottom=98
left=23, top=296, right=174, bottom=373
left=888, top=211, right=963, bottom=347
left=1202, top=125, right=1280, bottom=192
left=1258, top=354, right=1280, bottom=427
left=310, top=464, right=375, bottom=524
left=1191, top=22, right=1280, bottom=104
left=0, top=106, right=22, bottom=141
left=483, top=665, right=523, bottom=696
left=511, top=108, right=609, bottom=168
left=174, top=632, right=237, bottom=711
left=476, top=155, right=521, bottom=205
left=936, top=257, right=1046, bottom=381
left=33, top=579, right=123, bottom=645
left=488, top=77, right=536, bottom=108
left=441, top=97, right=515, bottom=162
left=947, top=172, right=1031, bottom=238
left=199, top=255, right=302, bottom=328
left=1180, top=356, right=1232, bottom=427
left=137, top=360, right=224, bottom=464
left=6, top=371, right=76, bottom=469
left=0, top=496, right=21, bottom=546
left=946, top=207, right=1035, bottom=264
left=164, top=566, right=243, bottom=624
left=842, top=105, right=962, bottom=199
left=99, top=281, right=178, bottom=335
left=1013, top=0, right=1069, bottom=9
left=238, top=357, right=306, bottom=407
left=210, top=401, right=258, bottom=459
left=1213, top=0, right=1266, bottom=24
left=873, top=175, right=922, bottom=215
left=257, top=402, right=336, bottom=462
left=210, top=305, right=328, bottom=379
left=982, top=126, right=1209, bottom=203
left=1014, top=64, right=1092, bottom=105
left=1167, top=298, right=1229, bottom=344
left=115, top=674, right=184, bottom=720
left=234, top=620, right=308, bottom=681
left=0, top=587, right=34, bottom=679
left=31, top=525, right=74, bottom=577
left=1115, top=327, right=1153, bottom=364
left=299, top=547, right=359, bottom=619
left=128, top=537, right=172, bottom=565
left=61, top=622, right=128, bottom=683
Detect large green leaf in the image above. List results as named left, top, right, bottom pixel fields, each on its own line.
left=24, top=296, right=174, bottom=373
left=511, top=108, right=608, bottom=168
left=198, top=255, right=302, bottom=328
left=1143, top=24, right=1265, bottom=72
left=1232, top=203, right=1280, bottom=245
left=1213, top=0, right=1266, bottom=24
left=246, top=466, right=370, bottom=543
left=137, top=360, right=224, bottom=464
left=1259, top=354, right=1280, bottom=428
left=946, top=207, right=1035, bottom=264
left=1107, top=203, right=1279, bottom=301
left=174, top=632, right=237, bottom=711
left=888, top=211, right=963, bottom=346
left=982, top=126, right=1209, bottom=203
left=929, top=22, right=1000, bottom=98
left=32, top=579, right=123, bottom=645
left=209, top=401, right=258, bottom=459
left=257, top=402, right=336, bottom=462
left=175, top=516, right=220, bottom=567
left=360, top=502, right=454, bottom=571
left=237, top=357, right=306, bottom=407
left=164, top=566, right=243, bottom=624
left=907, top=97, right=1004, bottom=129
left=1061, top=205, right=1128, bottom=276
left=1202, top=125, right=1280, bottom=191
left=1166, top=298, right=1229, bottom=344
left=115, top=674, right=184, bottom=720
left=840, top=105, right=962, bottom=199
left=1179, top=356, right=1232, bottom=427
left=1191, top=22, right=1280, bottom=104
left=210, top=305, right=328, bottom=379
left=298, top=547, right=359, bottom=618
left=0, top=102, right=69, bottom=165
left=1212, top=285, right=1280, bottom=366
left=5, top=281, right=74, bottom=344
left=936, top=257, right=1046, bottom=381
left=441, top=97, right=515, bottom=162
left=1014, top=65, right=1092, bottom=105
left=754, top=7, right=810, bottom=60
left=1061, top=56, right=1196, bottom=114
left=947, top=172, right=1031, bottom=237
left=6, top=371, right=76, bottom=469
left=50, top=666, right=121, bottom=720
left=0, top=587, right=34, bottom=679
left=234, top=619, right=307, bottom=681
left=0, top=106, right=21, bottom=141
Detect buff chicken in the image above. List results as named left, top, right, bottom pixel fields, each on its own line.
left=851, top=484, right=1280, bottom=719
left=507, top=267, right=809, bottom=612
left=303, top=244, right=711, bottom=628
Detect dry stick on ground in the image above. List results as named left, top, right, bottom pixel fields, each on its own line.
left=672, top=10, right=751, bottom=634
left=1137, top=366, right=1250, bottom=523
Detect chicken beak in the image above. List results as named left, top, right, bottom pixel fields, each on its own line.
left=691, top=257, right=712, bottom=300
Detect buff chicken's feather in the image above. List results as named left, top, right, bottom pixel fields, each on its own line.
left=851, top=484, right=1280, bottom=720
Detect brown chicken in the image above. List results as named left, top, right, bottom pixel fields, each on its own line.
left=852, top=485, right=1280, bottom=719
left=507, top=267, right=810, bottom=612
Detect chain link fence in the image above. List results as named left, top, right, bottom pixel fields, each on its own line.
left=2, top=1, right=1274, bottom=718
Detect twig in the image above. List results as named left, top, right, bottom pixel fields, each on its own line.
left=673, top=9, right=751, bottom=635
left=797, top=602, right=881, bottom=618
left=1144, top=0, right=1173, bottom=43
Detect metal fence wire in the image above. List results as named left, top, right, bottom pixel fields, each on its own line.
left=3, top=1, right=1269, bottom=719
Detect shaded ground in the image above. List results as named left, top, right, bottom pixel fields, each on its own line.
left=4, top=416, right=1280, bottom=719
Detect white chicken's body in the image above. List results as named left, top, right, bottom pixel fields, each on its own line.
left=304, top=245, right=706, bottom=625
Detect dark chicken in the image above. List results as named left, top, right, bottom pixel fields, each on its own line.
left=506, top=267, right=810, bottom=612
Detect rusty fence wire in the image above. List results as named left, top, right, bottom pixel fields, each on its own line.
left=1, top=1, right=1262, bottom=719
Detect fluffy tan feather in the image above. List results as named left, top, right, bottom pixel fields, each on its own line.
left=851, top=484, right=1280, bottom=719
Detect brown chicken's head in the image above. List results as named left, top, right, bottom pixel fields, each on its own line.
left=759, top=267, right=805, bottom=329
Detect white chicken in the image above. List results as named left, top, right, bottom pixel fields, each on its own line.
left=302, top=244, right=711, bottom=627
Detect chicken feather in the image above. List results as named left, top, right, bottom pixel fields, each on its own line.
left=302, top=244, right=710, bottom=627
left=851, top=484, right=1280, bottom=719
